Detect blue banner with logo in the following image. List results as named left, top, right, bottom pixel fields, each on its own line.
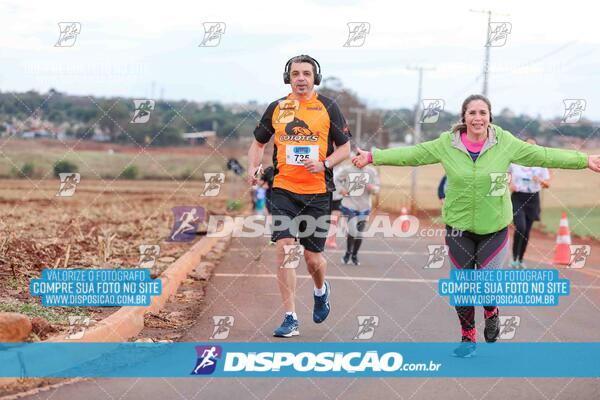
left=1, top=342, right=600, bottom=378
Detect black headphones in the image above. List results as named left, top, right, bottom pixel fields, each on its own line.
left=283, top=55, right=322, bottom=86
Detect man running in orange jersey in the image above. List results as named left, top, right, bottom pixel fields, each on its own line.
left=248, top=55, right=351, bottom=337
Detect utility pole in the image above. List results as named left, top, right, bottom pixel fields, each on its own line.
left=470, top=9, right=510, bottom=96
left=482, top=10, right=491, bottom=96
left=349, top=107, right=365, bottom=148
left=349, top=108, right=385, bottom=149
left=407, top=65, right=434, bottom=212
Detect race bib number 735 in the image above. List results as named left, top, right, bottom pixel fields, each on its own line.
left=285, top=145, right=319, bottom=166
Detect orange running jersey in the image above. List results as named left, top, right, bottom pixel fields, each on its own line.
left=253, top=92, right=351, bottom=194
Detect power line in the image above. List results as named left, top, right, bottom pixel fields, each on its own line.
left=494, top=41, right=577, bottom=75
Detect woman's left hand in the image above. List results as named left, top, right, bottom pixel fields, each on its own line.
left=588, top=155, right=600, bottom=172
left=352, top=148, right=370, bottom=168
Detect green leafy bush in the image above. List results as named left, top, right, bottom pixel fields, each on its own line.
left=53, top=160, right=78, bottom=177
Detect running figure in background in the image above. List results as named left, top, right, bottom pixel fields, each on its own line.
left=437, top=175, right=447, bottom=205
left=509, top=138, right=551, bottom=269
left=261, top=166, right=275, bottom=215
left=336, top=156, right=380, bottom=266
left=254, top=181, right=267, bottom=215
left=325, top=165, right=343, bottom=249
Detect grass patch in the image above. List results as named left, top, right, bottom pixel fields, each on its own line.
left=540, top=207, right=600, bottom=240
left=0, top=148, right=225, bottom=180
left=0, top=301, right=66, bottom=323
left=6, top=276, right=27, bottom=290
left=0, top=299, right=91, bottom=324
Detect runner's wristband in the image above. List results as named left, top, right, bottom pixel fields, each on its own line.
left=367, top=152, right=373, bottom=164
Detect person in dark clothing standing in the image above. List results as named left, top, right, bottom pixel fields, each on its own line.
left=509, top=138, right=551, bottom=269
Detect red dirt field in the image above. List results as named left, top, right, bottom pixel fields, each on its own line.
left=0, top=178, right=243, bottom=340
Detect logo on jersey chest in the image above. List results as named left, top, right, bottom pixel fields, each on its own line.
left=279, top=117, right=319, bottom=142
left=274, top=100, right=299, bottom=124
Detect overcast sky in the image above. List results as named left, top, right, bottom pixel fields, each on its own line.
left=1, top=0, right=599, bottom=120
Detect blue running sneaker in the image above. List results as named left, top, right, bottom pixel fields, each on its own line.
left=273, top=314, right=299, bottom=337
left=313, top=280, right=331, bottom=323
left=453, top=336, right=477, bottom=358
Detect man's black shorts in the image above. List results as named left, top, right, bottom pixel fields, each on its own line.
left=331, top=199, right=342, bottom=212
left=270, top=188, right=331, bottom=253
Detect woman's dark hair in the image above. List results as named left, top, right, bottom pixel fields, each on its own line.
left=451, top=94, right=493, bottom=133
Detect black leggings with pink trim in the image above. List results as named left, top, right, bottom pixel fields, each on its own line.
left=445, top=225, right=509, bottom=342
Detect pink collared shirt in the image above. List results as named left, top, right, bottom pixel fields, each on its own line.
left=460, top=132, right=486, bottom=153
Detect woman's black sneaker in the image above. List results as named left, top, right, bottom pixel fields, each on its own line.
left=342, top=253, right=351, bottom=265
left=484, top=313, right=500, bottom=343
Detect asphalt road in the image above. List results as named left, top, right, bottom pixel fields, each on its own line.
left=18, top=232, right=600, bottom=400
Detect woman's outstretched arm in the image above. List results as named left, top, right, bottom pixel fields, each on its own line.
left=507, top=129, right=600, bottom=172
left=352, top=135, right=445, bottom=168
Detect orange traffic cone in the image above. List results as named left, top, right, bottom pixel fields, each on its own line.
left=553, top=212, right=572, bottom=265
left=400, top=207, right=411, bottom=233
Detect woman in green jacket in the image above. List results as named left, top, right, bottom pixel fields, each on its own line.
left=352, top=94, right=600, bottom=357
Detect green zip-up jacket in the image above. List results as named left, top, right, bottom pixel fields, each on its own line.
left=372, top=125, right=588, bottom=234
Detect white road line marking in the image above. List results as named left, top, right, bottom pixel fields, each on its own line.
left=227, top=249, right=425, bottom=255
left=213, top=273, right=600, bottom=289
left=328, top=250, right=424, bottom=255
left=215, top=273, right=437, bottom=284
